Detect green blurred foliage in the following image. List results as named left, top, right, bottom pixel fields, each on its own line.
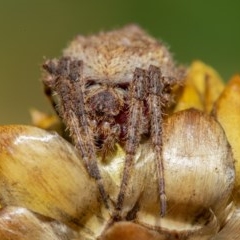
left=0, top=0, right=239, bottom=124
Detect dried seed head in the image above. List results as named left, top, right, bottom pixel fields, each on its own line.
left=0, top=108, right=236, bottom=239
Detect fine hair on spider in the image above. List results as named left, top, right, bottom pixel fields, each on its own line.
left=42, top=24, right=184, bottom=219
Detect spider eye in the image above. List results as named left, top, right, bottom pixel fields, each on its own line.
left=116, top=82, right=129, bottom=91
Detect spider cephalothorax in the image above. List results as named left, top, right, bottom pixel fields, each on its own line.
left=42, top=24, right=184, bottom=219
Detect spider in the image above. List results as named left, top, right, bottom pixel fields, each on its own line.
left=42, top=24, right=183, bottom=218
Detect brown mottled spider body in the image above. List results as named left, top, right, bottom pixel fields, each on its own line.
left=42, top=25, right=183, bottom=218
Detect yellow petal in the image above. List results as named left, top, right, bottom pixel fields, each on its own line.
left=174, top=79, right=204, bottom=111
left=175, top=61, right=225, bottom=113
left=30, top=108, right=63, bottom=133
left=0, top=125, right=99, bottom=228
left=0, top=206, right=78, bottom=240
left=213, top=75, right=240, bottom=203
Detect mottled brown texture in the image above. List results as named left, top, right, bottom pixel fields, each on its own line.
left=42, top=24, right=184, bottom=218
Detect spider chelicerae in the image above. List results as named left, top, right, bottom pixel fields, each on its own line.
left=42, top=24, right=184, bottom=219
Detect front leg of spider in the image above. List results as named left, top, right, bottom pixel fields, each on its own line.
left=43, top=57, right=109, bottom=209
left=115, top=68, right=147, bottom=219
left=148, top=65, right=167, bottom=217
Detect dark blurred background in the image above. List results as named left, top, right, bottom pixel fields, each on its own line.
left=0, top=1, right=239, bottom=124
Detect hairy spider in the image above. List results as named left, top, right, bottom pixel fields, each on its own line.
left=42, top=25, right=184, bottom=218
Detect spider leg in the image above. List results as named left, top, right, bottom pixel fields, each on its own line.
left=148, top=65, right=167, bottom=217
left=43, top=57, right=109, bottom=208
left=42, top=61, right=60, bottom=115
left=115, top=68, right=147, bottom=217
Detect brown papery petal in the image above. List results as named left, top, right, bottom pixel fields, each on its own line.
left=212, top=207, right=240, bottom=240
left=0, top=125, right=99, bottom=229
left=133, top=109, right=234, bottom=238
left=0, top=206, right=78, bottom=240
